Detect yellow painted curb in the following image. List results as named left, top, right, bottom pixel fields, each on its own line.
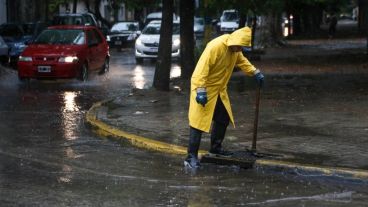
left=256, top=159, right=368, bottom=180
left=87, top=100, right=368, bottom=180
left=86, top=100, right=207, bottom=156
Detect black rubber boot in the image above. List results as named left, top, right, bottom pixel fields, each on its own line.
left=184, top=127, right=202, bottom=169
left=209, top=122, right=233, bottom=157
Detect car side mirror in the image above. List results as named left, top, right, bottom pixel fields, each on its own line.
left=136, top=31, right=141, bottom=36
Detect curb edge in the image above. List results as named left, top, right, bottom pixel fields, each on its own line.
left=86, top=100, right=368, bottom=181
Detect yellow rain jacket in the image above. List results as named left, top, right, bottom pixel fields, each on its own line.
left=189, top=27, right=257, bottom=132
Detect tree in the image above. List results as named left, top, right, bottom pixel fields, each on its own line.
left=73, top=0, right=78, bottom=13
left=201, top=0, right=217, bottom=45
left=153, top=0, right=173, bottom=91
left=179, top=0, right=195, bottom=79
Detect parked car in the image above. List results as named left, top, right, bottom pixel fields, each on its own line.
left=0, top=22, right=47, bottom=65
left=11, top=22, right=48, bottom=63
left=218, top=9, right=239, bottom=33
left=0, top=36, right=9, bottom=65
left=194, top=17, right=204, bottom=37
left=52, top=12, right=99, bottom=27
left=51, top=12, right=108, bottom=36
left=134, top=20, right=180, bottom=63
left=106, top=21, right=140, bottom=49
left=17, top=25, right=109, bottom=81
left=0, top=23, right=25, bottom=63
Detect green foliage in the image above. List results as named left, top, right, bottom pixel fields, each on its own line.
left=196, top=0, right=351, bottom=17
left=286, top=0, right=351, bottom=13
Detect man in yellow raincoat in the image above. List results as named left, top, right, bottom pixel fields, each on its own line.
left=184, top=27, right=264, bottom=169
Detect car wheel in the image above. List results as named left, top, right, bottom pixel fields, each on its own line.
left=78, top=63, right=88, bottom=81
left=135, top=57, right=143, bottom=64
left=99, top=57, right=109, bottom=74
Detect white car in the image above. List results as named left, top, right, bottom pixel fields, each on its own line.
left=219, top=9, right=239, bottom=33
left=135, top=20, right=180, bottom=63
left=194, top=17, right=204, bottom=37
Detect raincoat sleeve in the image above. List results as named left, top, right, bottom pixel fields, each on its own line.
left=192, top=45, right=221, bottom=88
left=235, top=53, right=257, bottom=76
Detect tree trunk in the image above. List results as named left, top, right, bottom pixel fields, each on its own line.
left=73, top=0, right=78, bottom=13
left=203, top=0, right=213, bottom=46
left=251, top=15, right=257, bottom=49
left=293, top=14, right=301, bottom=36
left=92, top=0, right=112, bottom=28
left=258, top=11, right=283, bottom=47
left=83, top=0, right=90, bottom=11
left=45, top=0, right=50, bottom=21
left=239, top=14, right=247, bottom=28
left=153, top=0, right=173, bottom=91
left=179, top=0, right=195, bottom=79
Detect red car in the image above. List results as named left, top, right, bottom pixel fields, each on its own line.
left=18, top=25, right=109, bottom=81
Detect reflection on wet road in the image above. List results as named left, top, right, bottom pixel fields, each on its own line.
left=0, top=49, right=367, bottom=206
left=132, top=65, right=147, bottom=89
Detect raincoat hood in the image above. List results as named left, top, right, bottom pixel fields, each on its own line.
left=226, top=27, right=252, bottom=47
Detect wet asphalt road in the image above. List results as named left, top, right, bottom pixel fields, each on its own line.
left=0, top=49, right=368, bottom=206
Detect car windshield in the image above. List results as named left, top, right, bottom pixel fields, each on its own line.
left=111, top=22, right=138, bottom=32
left=33, top=29, right=85, bottom=45
left=142, top=23, right=179, bottom=35
left=223, top=12, right=238, bottom=21
left=142, top=24, right=160, bottom=34
left=53, top=16, right=84, bottom=25
left=172, top=23, right=180, bottom=34
left=194, top=18, right=204, bottom=25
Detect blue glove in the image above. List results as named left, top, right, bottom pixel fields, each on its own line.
left=254, top=70, right=264, bottom=87
left=196, top=88, right=207, bottom=106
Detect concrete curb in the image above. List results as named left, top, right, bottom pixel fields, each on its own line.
left=86, top=100, right=368, bottom=181
left=256, top=160, right=368, bottom=181
left=86, top=100, right=207, bottom=156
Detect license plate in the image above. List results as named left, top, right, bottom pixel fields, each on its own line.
left=38, top=66, right=51, bottom=73
left=115, top=41, right=122, bottom=45
left=150, top=48, right=158, bottom=52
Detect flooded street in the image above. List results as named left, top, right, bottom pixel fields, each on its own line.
left=1, top=49, right=368, bottom=206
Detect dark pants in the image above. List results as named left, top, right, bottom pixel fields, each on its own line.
left=187, top=97, right=230, bottom=158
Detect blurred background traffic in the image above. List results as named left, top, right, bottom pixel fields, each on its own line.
left=0, top=0, right=366, bottom=71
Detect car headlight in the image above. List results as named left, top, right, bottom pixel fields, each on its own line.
left=106, top=36, right=111, bottom=42
left=127, top=34, right=135, bottom=41
left=14, top=42, right=26, bottom=48
left=18, top=56, right=32, bottom=62
left=59, top=56, right=79, bottom=63
left=136, top=38, right=142, bottom=46
left=173, top=39, right=180, bottom=47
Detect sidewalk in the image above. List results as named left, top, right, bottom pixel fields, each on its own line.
left=87, top=38, right=368, bottom=180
